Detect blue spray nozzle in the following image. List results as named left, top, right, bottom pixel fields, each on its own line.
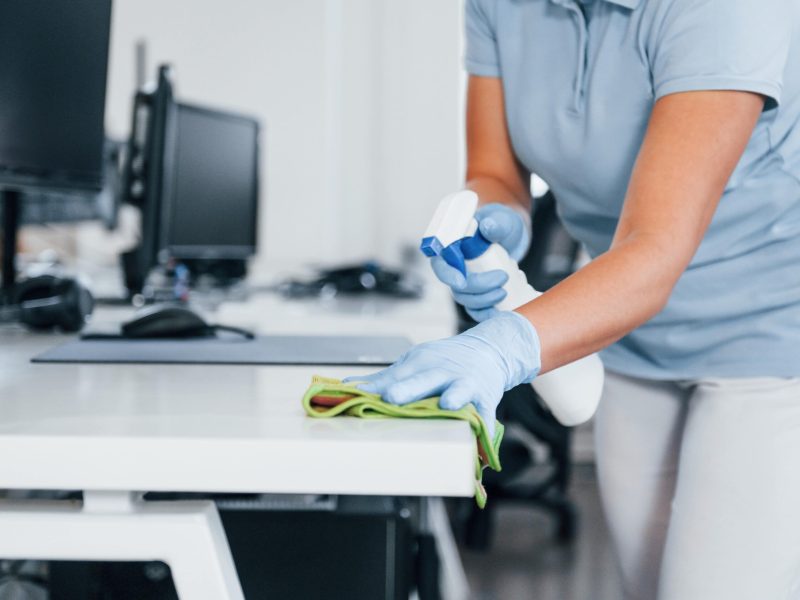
left=420, top=235, right=467, bottom=276
left=420, top=191, right=493, bottom=277
left=420, top=236, right=443, bottom=258
left=420, top=231, right=491, bottom=277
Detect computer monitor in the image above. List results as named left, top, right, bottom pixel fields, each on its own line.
left=0, top=0, right=112, bottom=192
left=0, top=0, right=112, bottom=293
left=162, top=104, right=259, bottom=261
left=120, top=70, right=260, bottom=297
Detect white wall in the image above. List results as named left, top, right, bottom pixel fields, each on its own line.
left=101, top=0, right=464, bottom=274
left=336, top=0, right=464, bottom=264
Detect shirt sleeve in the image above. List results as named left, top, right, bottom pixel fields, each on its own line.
left=649, top=0, right=792, bottom=109
left=464, top=0, right=500, bottom=77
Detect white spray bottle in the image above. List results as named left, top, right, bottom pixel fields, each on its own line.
left=421, top=190, right=604, bottom=426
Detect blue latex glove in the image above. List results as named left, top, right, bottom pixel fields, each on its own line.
left=430, top=203, right=530, bottom=323
left=344, top=312, right=541, bottom=437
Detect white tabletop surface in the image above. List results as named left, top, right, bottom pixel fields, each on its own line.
left=0, top=276, right=476, bottom=497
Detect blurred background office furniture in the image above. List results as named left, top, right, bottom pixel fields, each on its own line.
left=3, top=0, right=461, bottom=307
left=120, top=66, right=260, bottom=300
left=0, top=0, right=112, bottom=287
left=277, top=261, right=423, bottom=300
left=0, top=275, right=94, bottom=333
left=48, top=496, right=415, bottom=600
left=0, top=141, right=124, bottom=233
left=0, top=0, right=113, bottom=333
left=98, top=0, right=463, bottom=270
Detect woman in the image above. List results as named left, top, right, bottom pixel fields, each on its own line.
left=350, top=1, right=800, bottom=598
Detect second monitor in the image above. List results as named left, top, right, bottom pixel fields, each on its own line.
left=121, top=68, right=261, bottom=298
left=163, top=103, right=260, bottom=262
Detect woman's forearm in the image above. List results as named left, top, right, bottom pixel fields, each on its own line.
left=517, top=232, right=681, bottom=374
left=465, top=173, right=682, bottom=371
left=518, top=91, right=765, bottom=374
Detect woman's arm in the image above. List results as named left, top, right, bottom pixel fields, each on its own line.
left=520, top=90, right=765, bottom=373
left=348, top=87, right=765, bottom=420
left=465, top=76, right=531, bottom=214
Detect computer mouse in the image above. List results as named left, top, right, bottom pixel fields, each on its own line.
left=121, top=305, right=214, bottom=339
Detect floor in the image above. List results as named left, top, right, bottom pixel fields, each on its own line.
left=458, top=465, right=623, bottom=600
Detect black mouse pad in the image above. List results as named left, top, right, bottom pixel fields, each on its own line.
left=31, top=334, right=412, bottom=366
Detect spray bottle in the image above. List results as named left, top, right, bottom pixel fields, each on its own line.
left=421, top=190, right=604, bottom=426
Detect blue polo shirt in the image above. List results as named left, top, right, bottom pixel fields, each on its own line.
left=465, top=0, right=800, bottom=379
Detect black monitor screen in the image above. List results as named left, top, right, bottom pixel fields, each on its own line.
left=165, top=104, right=259, bottom=259
left=0, top=0, right=112, bottom=191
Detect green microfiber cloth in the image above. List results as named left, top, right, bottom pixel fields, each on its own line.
left=301, top=376, right=503, bottom=508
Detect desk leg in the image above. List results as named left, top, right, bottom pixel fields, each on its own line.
left=423, top=497, right=471, bottom=600
left=0, top=491, right=244, bottom=600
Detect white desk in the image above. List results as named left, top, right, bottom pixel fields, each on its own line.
left=0, top=284, right=472, bottom=599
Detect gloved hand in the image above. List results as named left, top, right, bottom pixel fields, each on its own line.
left=344, top=311, right=541, bottom=437
left=430, top=202, right=530, bottom=323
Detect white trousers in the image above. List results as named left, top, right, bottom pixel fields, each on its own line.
left=595, top=371, right=800, bottom=600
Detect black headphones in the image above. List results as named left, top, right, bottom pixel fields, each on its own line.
left=0, top=275, right=94, bottom=332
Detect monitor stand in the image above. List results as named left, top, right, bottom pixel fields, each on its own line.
left=1, top=189, right=21, bottom=298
